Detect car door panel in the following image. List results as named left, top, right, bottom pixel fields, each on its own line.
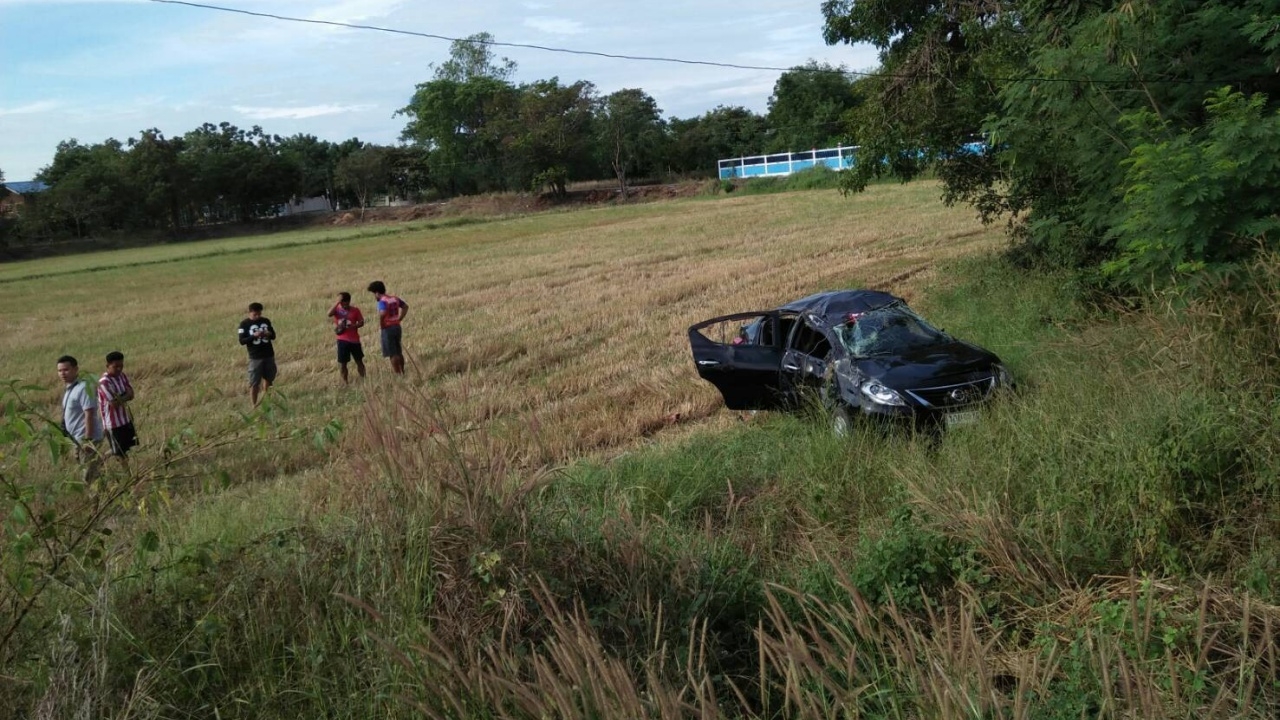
left=688, top=312, right=788, bottom=410
left=779, top=315, right=834, bottom=400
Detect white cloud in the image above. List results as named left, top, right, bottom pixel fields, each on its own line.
left=0, top=100, right=60, bottom=116
left=232, top=103, right=376, bottom=120
left=524, top=17, right=586, bottom=35
left=307, top=0, right=404, bottom=24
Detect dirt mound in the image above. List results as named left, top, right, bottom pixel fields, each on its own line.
left=297, top=180, right=707, bottom=230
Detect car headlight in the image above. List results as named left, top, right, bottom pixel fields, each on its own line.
left=994, top=363, right=1014, bottom=387
left=860, top=380, right=906, bottom=407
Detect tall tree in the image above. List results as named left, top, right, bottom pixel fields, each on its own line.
left=667, top=106, right=769, bottom=176
left=37, top=139, right=138, bottom=237
left=278, top=134, right=339, bottom=208
left=126, top=129, right=188, bottom=230
left=823, top=0, right=1280, bottom=286
left=336, top=145, right=391, bottom=219
left=766, top=62, right=861, bottom=152
left=398, top=34, right=521, bottom=196
left=386, top=145, right=432, bottom=201
left=181, top=123, right=296, bottom=222
left=499, top=78, right=597, bottom=197
left=433, top=32, right=517, bottom=83
left=597, top=89, right=666, bottom=197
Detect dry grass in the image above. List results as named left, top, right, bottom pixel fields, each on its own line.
left=0, top=183, right=1002, bottom=486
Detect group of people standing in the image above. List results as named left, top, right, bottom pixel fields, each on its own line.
left=236, top=280, right=409, bottom=406
left=53, top=280, right=408, bottom=484
left=56, top=351, right=138, bottom=482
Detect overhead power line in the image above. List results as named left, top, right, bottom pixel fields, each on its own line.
left=147, top=0, right=869, bottom=76
left=148, top=0, right=1237, bottom=87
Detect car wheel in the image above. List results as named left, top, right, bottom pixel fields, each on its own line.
left=831, top=403, right=853, bottom=438
left=821, top=361, right=853, bottom=438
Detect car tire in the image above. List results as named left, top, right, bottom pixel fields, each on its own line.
left=830, top=404, right=854, bottom=438
left=821, top=360, right=853, bottom=438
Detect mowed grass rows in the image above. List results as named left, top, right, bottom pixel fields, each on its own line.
left=1, top=184, right=1002, bottom=482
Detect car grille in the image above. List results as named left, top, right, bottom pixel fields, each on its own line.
left=905, top=377, right=995, bottom=409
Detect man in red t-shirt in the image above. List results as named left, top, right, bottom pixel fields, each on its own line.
left=367, top=280, right=409, bottom=374
left=327, top=292, right=367, bottom=384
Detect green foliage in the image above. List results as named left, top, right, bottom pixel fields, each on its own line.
left=431, top=31, right=517, bottom=83
left=666, top=106, right=769, bottom=176
left=765, top=61, right=862, bottom=152
left=335, top=145, right=392, bottom=216
left=1105, top=88, right=1280, bottom=289
left=397, top=74, right=518, bottom=196
left=734, top=166, right=844, bottom=195
left=596, top=88, right=667, bottom=194
left=823, top=0, right=1280, bottom=291
left=503, top=78, right=598, bottom=197
left=849, top=507, right=967, bottom=611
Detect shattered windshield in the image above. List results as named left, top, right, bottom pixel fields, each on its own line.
left=832, top=305, right=949, bottom=357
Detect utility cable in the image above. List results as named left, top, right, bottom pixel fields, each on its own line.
left=146, top=0, right=1233, bottom=87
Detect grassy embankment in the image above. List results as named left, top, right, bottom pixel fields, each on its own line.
left=2, top=182, right=1278, bottom=718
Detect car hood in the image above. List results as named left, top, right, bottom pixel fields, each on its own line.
left=851, top=340, right=1000, bottom=388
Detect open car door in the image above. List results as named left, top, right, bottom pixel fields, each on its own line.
left=688, top=311, right=789, bottom=410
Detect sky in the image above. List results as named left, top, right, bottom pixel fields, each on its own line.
left=0, top=0, right=879, bottom=181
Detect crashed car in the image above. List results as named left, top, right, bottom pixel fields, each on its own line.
left=688, top=290, right=1013, bottom=433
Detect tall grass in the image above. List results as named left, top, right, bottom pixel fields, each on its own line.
left=4, top=195, right=1278, bottom=717
left=731, top=166, right=846, bottom=196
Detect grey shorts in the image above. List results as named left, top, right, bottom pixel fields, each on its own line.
left=380, top=325, right=403, bottom=358
left=248, top=357, right=278, bottom=387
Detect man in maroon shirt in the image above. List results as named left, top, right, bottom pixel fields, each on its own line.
left=367, top=280, right=408, bottom=375
left=328, top=291, right=366, bottom=384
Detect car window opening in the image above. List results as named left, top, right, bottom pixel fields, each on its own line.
left=789, top=321, right=831, bottom=358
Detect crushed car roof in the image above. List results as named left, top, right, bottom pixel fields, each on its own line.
left=777, top=290, right=903, bottom=327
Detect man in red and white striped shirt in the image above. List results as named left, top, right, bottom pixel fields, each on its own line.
left=98, top=350, right=138, bottom=472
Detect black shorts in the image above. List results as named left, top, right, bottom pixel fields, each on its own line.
left=107, top=423, right=139, bottom=457
left=337, top=340, right=364, bottom=364
left=380, top=325, right=403, bottom=358
left=248, top=357, right=278, bottom=386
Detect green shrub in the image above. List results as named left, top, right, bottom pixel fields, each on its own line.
left=1107, top=88, right=1280, bottom=290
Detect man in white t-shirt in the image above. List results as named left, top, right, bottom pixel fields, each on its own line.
left=57, top=355, right=103, bottom=483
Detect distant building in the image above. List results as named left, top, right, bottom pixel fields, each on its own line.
left=278, top=195, right=332, bottom=216
left=1, top=180, right=49, bottom=216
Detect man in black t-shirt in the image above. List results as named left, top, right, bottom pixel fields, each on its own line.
left=237, top=301, right=277, bottom=406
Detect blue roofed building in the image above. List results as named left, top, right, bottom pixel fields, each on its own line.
left=1, top=180, right=49, bottom=216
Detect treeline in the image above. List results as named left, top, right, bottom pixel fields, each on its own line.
left=1, top=33, right=865, bottom=245
left=8, top=128, right=423, bottom=239
left=822, top=0, right=1280, bottom=290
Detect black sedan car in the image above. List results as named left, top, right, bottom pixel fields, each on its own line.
left=688, top=290, right=1013, bottom=433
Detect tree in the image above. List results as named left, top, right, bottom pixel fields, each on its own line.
left=386, top=145, right=432, bottom=202
left=822, top=0, right=1280, bottom=286
left=499, top=78, right=597, bottom=197
left=126, top=129, right=188, bottom=231
left=597, top=89, right=666, bottom=197
left=766, top=62, right=861, bottom=152
left=397, top=32, right=524, bottom=197
left=821, top=0, right=1017, bottom=194
left=278, top=134, right=340, bottom=209
left=37, top=139, right=138, bottom=238
left=335, top=146, right=391, bottom=219
left=667, top=106, right=769, bottom=176
left=433, top=32, right=516, bottom=83
left=181, top=123, right=296, bottom=223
